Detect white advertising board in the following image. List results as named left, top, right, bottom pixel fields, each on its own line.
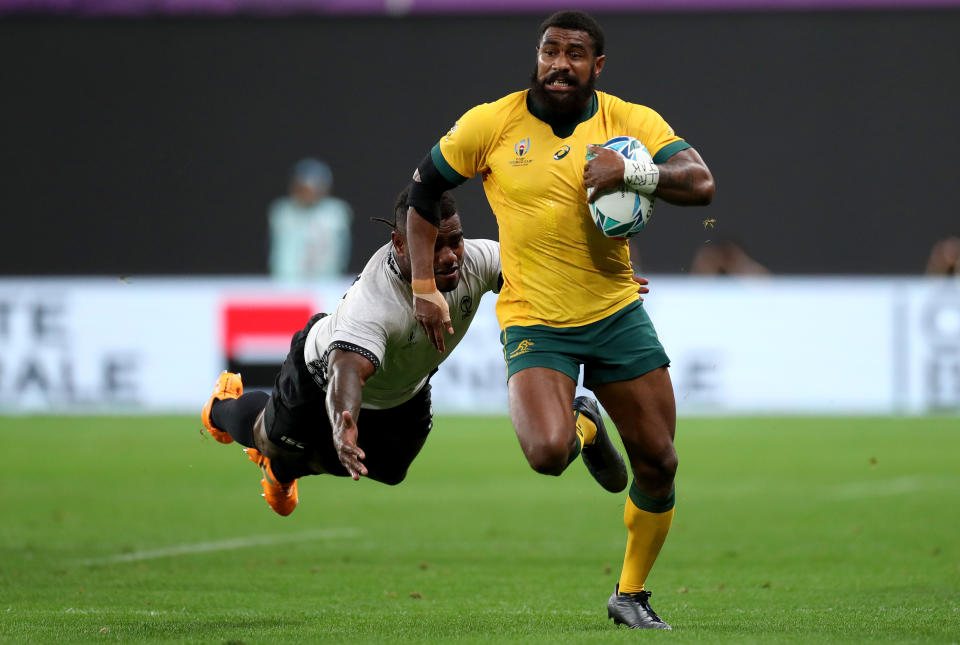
left=0, top=276, right=957, bottom=416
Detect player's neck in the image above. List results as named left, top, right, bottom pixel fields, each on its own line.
left=526, top=91, right=598, bottom=138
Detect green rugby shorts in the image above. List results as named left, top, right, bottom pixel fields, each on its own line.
left=499, top=301, right=670, bottom=388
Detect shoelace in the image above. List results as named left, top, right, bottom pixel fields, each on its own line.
left=623, top=590, right=663, bottom=622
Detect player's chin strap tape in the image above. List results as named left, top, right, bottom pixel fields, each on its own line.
left=407, top=153, right=458, bottom=227
left=623, top=158, right=660, bottom=195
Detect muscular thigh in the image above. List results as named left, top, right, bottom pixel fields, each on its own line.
left=508, top=367, right=578, bottom=450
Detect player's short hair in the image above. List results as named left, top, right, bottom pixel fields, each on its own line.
left=378, top=185, right=457, bottom=234
left=537, top=10, right=605, bottom=57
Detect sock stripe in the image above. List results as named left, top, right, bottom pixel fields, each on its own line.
left=628, top=480, right=675, bottom=513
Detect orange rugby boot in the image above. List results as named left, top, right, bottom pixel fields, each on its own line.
left=200, top=371, right=243, bottom=444
left=244, top=448, right=299, bottom=517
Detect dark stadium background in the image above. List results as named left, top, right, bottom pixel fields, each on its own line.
left=1, top=10, right=958, bottom=276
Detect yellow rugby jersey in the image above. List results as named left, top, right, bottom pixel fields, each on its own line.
left=433, top=90, right=689, bottom=329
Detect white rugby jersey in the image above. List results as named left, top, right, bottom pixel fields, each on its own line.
left=304, top=238, right=501, bottom=409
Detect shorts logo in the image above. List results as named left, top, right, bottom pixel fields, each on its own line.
left=553, top=145, right=570, bottom=160
left=279, top=435, right=306, bottom=451
left=508, top=339, right=535, bottom=358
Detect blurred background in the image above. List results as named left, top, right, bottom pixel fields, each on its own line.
left=1, top=0, right=959, bottom=417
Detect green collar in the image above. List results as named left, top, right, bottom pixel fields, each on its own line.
left=526, top=91, right=598, bottom=139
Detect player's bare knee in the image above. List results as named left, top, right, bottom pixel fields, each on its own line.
left=522, top=436, right=572, bottom=476
left=648, top=445, right=677, bottom=481
left=629, top=446, right=677, bottom=491
left=526, top=453, right=567, bottom=476
left=657, top=449, right=679, bottom=483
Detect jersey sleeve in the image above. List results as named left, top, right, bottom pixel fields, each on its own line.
left=432, top=103, right=500, bottom=184
left=616, top=99, right=691, bottom=164
left=327, top=290, right=390, bottom=370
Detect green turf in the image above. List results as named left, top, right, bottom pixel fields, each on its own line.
left=1, top=415, right=958, bottom=644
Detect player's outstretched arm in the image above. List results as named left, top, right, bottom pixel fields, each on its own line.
left=325, top=349, right=376, bottom=480
left=407, top=206, right=454, bottom=353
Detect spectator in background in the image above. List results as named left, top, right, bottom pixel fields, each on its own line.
left=690, top=239, right=770, bottom=276
left=925, top=236, right=960, bottom=275
left=268, top=158, right=353, bottom=280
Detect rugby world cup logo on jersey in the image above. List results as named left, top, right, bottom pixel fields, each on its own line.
left=459, top=295, right=474, bottom=320
left=510, top=138, right=533, bottom=167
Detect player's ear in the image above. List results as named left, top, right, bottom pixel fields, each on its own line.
left=391, top=230, right=406, bottom=256
left=593, top=54, right=606, bottom=77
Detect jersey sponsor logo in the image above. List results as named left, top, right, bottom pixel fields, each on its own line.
left=386, top=249, right=404, bottom=280
left=307, top=356, right=330, bottom=390
left=508, top=339, right=535, bottom=359
left=553, top=145, right=570, bottom=160
left=443, top=122, right=459, bottom=142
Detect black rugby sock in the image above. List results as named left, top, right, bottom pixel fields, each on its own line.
left=209, top=392, right=270, bottom=448
left=268, top=456, right=313, bottom=483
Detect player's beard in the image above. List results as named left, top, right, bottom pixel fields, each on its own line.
left=528, top=64, right=596, bottom=123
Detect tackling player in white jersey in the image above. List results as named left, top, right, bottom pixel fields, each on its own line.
left=199, top=188, right=502, bottom=515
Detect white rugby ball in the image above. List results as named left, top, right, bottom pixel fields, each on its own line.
left=587, top=136, right=655, bottom=239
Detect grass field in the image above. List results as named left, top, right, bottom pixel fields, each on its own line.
left=1, top=415, right=958, bottom=644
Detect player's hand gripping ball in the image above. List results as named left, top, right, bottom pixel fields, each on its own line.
left=587, top=136, right=655, bottom=239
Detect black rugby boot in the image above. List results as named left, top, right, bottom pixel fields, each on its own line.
left=607, top=585, right=672, bottom=630
left=574, top=396, right=628, bottom=493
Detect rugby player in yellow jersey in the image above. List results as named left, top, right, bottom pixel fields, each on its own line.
left=405, top=10, right=714, bottom=631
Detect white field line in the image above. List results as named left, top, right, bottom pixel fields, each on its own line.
left=73, top=528, right=359, bottom=566
left=827, top=476, right=954, bottom=501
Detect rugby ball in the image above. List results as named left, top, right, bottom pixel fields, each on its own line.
left=587, top=136, right=655, bottom=239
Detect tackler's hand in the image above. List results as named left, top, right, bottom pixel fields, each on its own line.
left=412, top=282, right=453, bottom=353
left=332, top=410, right=367, bottom=480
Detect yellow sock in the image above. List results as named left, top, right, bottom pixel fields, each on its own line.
left=574, top=409, right=598, bottom=449
left=617, top=484, right=675, bottom=594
